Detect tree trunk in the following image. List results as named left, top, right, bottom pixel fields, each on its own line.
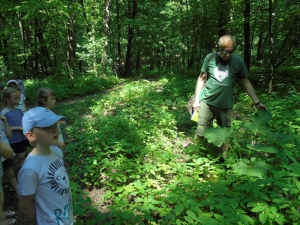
left=115, top=0, right=122, bottom=75
left=243, top=0, right=251, bottom=70
left=218, top=0, right=231, bottom=36
left=180, top=0, right=185, bottom=71
left=188, top=19, right=200, bottom=69
left=268, top=0, right=276, bottom=93
left=123, top=0, right=137, bottom=77
left=103, top=0, right=111, bottom=65
left=35, top=19, right=51, bottom=76
left=256, top=32, right=269, bottom=62
left=0, top=13, right=9, bottom=68
left=66, top=0, right=76, bottom=85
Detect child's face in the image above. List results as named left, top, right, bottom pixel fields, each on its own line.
left=43, top=95, right=56, bottom=109
left=7, top=92, right=20, bottom=107
left=32, top=123, right=59, bottom=146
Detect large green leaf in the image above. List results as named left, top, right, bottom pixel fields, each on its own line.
left=232, top=158, right=268, bottom=178
left=204, top=127, right=234, bottom=147
left=244, top=110, right=272, bottom=134
left=247, top=143, right=279, bottom=154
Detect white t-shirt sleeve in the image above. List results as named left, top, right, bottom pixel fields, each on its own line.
left=17, top=168, right=38, bottom=196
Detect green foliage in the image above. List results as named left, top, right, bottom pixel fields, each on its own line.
left=23, top=74, right=119, bottom=105
left=52, top=75, right=300, bottom=224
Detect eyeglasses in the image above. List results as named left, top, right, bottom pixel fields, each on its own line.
left=221, top=49, right=234, bottom=54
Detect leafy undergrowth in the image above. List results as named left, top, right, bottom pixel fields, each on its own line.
left=54, top=75, right=300, bottom=225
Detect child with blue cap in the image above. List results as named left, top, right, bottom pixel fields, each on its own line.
left=17, top=107, right=73, bottom=225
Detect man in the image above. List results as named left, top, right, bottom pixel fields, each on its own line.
left=193, top=35, right=267, bottom=156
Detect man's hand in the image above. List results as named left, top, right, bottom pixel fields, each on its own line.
left=256, top=103, right=267, bottom=111
left=192, top=100, right=200, bottom=110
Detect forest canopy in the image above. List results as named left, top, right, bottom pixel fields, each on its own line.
left=0, top=0, right=299, bottom=92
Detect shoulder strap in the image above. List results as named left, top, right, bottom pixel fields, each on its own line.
left=206, top=53, right=215, bottom=80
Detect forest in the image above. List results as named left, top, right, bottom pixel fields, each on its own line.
left=1, top=0, right=300, bottom=224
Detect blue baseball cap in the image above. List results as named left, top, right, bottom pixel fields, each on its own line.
left=22, top=107, right=65, bottom=134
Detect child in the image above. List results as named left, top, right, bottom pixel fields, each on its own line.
left=1, top=87, right=30, bottom=167
left=0, top=141, right=15, bottom=225
left=0, top=114, right=19, bottom=198
left=36, top=87, right=66, bottom=149
left=6, top=80, right=26, bottom=113
left=18, top=107, right=73, bottom=224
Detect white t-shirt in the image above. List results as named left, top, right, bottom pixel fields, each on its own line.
left=17, top=146, right=74, bottom=225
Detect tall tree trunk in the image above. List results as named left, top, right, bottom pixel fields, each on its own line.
left=115, top=0, right=122, bottom=75
left=268, top=0, right=276, bottom=93
left=90, top=0, right=98, bottom=77
left=103, top=0, right=111, bottom=65
left=188, top=19, right=200, bottom=69
left=123, top=0, right=137, bottom=77
left=218, top=0, right=231, bottom=36
left=256, top=32, right=269, bottom=62
left=0, top=13, right=9, bottom=68
left=243, top=0, right=250, bottom=70
left=180, top=0, right=185, bottom=71
left=35, top=19, right=51, bottom=76
left=66, top=0, right=76, bottom=86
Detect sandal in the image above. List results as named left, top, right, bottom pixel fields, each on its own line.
left=4, top=210, right=15, bottom=218
left=3, top=183, right=14, bottom=192
left=6, top=218, right=16, bottom=225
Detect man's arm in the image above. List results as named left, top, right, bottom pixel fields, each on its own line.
left=18, top=194, right=37, bottom=225
left=240, top=78, right=267, bottom=110
left=193, top=72, right=207, bottom=109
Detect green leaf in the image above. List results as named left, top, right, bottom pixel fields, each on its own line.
left=120, top=210, right=134, bottom=220
left=239, top=214, right=255, bottom=224
left=184, top=216, right=194, bottom=223
left=251, top=205, right=263, bottom=213
left=93, top=159, right=97, bottom=165
left=175, top=219, right=182, bottom=225
left=252, top=143, right=279, bottom=153
left=244, top=110, right=272, bottom=134
left=214, top=213, right=225, bottom=222
left=259, top=213, right=268, bottom=224
left=232, top=158, right=268, bottom=177
left=204, top=126, right=234, bottom=147
left=197, top=216, right=219, bottom=224
left=144, top=215, right=155, bottom=222
left=186, top=210, right=197, bottom=220
left=174, top=204, right=184, bottom=216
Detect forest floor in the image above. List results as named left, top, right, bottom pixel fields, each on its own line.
left=4, top=80, right=194, bottom=224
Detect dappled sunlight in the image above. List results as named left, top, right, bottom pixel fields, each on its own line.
left=52, top=76, right=300, bottom=224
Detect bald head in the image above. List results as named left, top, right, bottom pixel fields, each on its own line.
left=217, top=35, right=236, bottom=60
left=217, top=35, right=236, bottom=48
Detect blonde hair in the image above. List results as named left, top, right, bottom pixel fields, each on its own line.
left=1, top=87, right=19, bottom=108
left=36, top=87, right=56, bottom=106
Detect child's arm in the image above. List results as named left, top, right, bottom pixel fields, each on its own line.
left=58, top=140, right=66, bottom=149
left=0, top=141, right=13, bottom=159
left=18, top=194, right=37, bottom=225
left=0, top=115, right=12, bottom=138
left=10, top=126, right=23, bottom=131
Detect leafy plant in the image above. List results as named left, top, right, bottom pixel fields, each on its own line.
left=51, top=75, right=300, bottom=224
